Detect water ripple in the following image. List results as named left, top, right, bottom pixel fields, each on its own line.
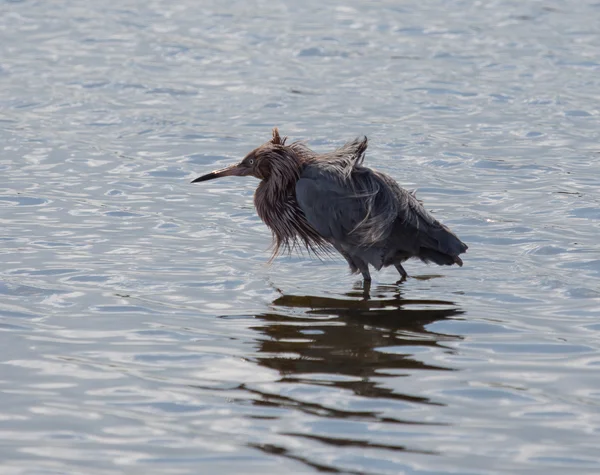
left=1, top=0, right=600, bottom=473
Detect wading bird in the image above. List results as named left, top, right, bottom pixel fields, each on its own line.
left=191, top=128, right=467, bottom=283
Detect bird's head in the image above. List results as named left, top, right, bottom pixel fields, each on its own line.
left=191, top=128, right=300, bottom=184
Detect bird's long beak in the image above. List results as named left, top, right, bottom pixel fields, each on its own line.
left=191, top=163, right=247, bottom=183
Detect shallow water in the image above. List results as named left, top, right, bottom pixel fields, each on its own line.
left=1, top=0, right=600, bottom=473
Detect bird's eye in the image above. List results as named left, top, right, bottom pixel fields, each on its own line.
left=248, top=159, right=254, bottom=165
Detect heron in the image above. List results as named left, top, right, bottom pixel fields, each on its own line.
left=191, top=128, right=468, bottom=283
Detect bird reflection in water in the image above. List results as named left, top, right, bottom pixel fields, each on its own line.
left=239, top=284, right=464, bottom=467
left=250, top=283, right=462, bottom=402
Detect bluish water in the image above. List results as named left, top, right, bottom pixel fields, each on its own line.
left=1, top=0, right=600, bottom=473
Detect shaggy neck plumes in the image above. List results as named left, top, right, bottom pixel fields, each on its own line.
left=254, top=148, right=328, bottom=258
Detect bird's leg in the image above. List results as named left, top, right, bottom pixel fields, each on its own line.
left=395, top=264, right=408, bottom=282
left=362, top=278, right=371, bottom=298
left=357, top=262, right=371, bottom=283
left=337, top=245, right=371, bottom=282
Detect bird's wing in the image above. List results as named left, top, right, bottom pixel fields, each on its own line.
left=382, top=174, right=468, bottom=256
left=295, top=172, right=367, bottom=245
left=296, top=165, right=467, bottom=257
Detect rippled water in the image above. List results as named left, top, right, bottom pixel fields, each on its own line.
left=2, top=0, right=600, bottom=473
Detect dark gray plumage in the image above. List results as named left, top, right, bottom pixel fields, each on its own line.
left=192, top=128, right=468, bottom=282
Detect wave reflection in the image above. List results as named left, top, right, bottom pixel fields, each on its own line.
left=253, top=285, right=463, bottom=390
left=231, top=284, right=465, bottom=469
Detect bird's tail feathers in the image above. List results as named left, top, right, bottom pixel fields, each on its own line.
left=418, top=248, right=462, bottom=267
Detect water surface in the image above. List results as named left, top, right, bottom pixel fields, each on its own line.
left=1, top=0, right=600, bottom=473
